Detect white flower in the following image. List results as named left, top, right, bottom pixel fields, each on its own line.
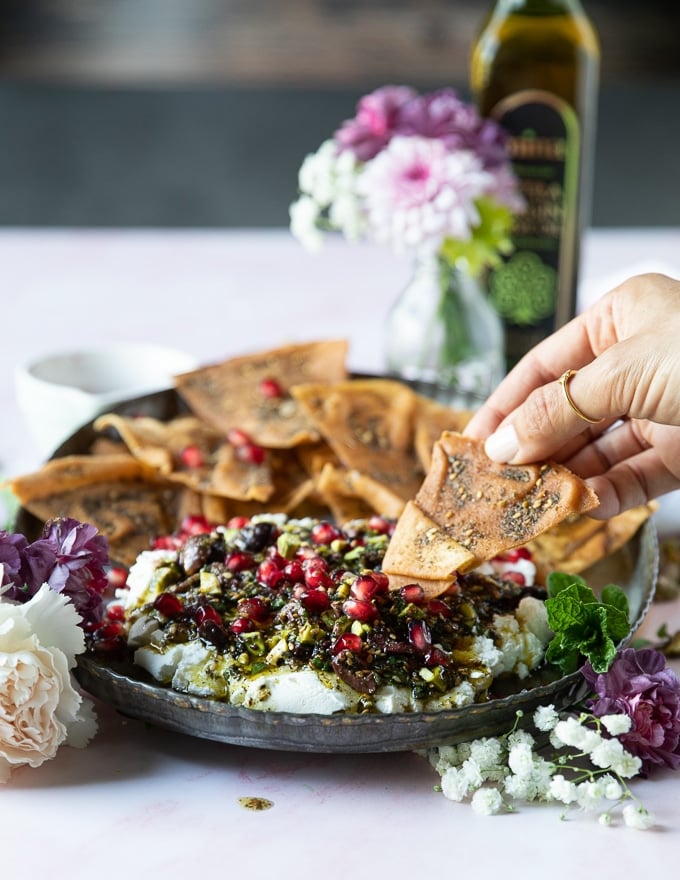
left=508, top=742, right=534, bottom=776
left=533, top=704, right=560, bottom=732
left=598, top=812, right=613, bottom=827
left=600, top=713, right=633, bottom=736
left=298, top=139, right=340, bottom=205
left=328, top=191, right=365, bottom=241
left=289, top=196, right=325, bottom=252
left=507, top=728, right=535, bottom=750
left=549, top=774, right=578, bottom=805
left=622, top=803, right=655, bottom=830
left=575, top=780, right=605, bottom=812
left=590, top=738, right=626, bottom=770
left=0, top=586, right=97, bottom=782
left=461, top=757, right=484, bottom=788
left=611, top=750, right=642, bottom=780
left=440, top=766, right=471, bottom=802
left=471, top=787, right=504, bottom=816
left=552, top=716, right=602, bottom=753
left=468, top=737, right=504, bottom=771
left=602, top=777, right=624, bottom=801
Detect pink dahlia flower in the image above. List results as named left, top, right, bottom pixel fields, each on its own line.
left=583, top=648, right=680, bottom=773
left=335, top=85, right=417, bottom=161
left=358, top=135, right=493, bottom=252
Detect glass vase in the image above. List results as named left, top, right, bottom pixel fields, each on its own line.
left=384, top=254, right=505, bottom=408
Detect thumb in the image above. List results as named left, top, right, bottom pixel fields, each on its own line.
left=483, top=335, right=677, bottom=465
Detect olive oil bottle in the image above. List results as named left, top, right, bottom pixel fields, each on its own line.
left=470, top=0, right=599, bottom=368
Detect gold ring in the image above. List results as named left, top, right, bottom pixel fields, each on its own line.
left=558, top=369, right=605, bottom=425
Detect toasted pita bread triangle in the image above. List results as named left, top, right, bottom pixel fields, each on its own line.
left=382, top=500, right=476, bottom=580
left=174, top=340, right=348, bottom=448
left=382, top=432, right=600, bottom=593
left=292, top=378, right=424, bottom=504
left=414, top=432, right=599, bottom=566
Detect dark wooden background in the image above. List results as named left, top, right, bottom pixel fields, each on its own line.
left=0, top=1, right=678, bottom=227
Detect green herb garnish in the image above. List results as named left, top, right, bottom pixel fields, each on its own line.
left=544, top=572, right=631, bottom=675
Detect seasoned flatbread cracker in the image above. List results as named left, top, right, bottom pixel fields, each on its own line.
left=383, top=432, right=599, bottom=593
left=9, top=454, right=147, bottom=504
left=19, top=480, right=182, bottom=566
left=382, top=500, right=475, bottom=581
left=528, top=504, right=655, bottom=583
left=292, top=378, right=424, bottom=504
left=413, top=396, right=474, bottom=471
left=174, top=340, right=348, bottom=448
left=95, top=412, right=274, bottom=502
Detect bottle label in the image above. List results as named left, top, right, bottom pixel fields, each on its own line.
left=487, top=90, right=580, bottom=363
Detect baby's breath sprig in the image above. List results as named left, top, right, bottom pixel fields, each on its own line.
left=429, top=705, right=655, bottom=828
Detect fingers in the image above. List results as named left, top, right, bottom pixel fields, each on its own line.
left=464, top=272, right=680, bottom=441
left=586, top=447, right=680, bottom=519
left=483, top=348, right=629, bottom=464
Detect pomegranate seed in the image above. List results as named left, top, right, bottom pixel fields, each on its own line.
left=106, top=603, right=126, bottom=621
left=180, top=515, right=212, bottom=536
left=367, top=515, right=392, bottom=535
left=257, top=558, right=285, bottom=588
left=301, top=554, right=327, bottom=571
left=93, top=621, right=125, bottom=641
left=425, top=646, right=450, bottom=668
left=153, top=534, right=183, bottom=550
left=258, top=377, right=284, bottom=399
left=502, top=570, right=526, bottom=585
left=179, top=444, right=205, bottom=468
left=107, top=566, right=129, bottom=590
left=283, top=560, right=305, bottom=583
left=342, top=599, right=379, bottom=624
left=350, top=574, right=383, bottom=602
left=370, top=571, right=389, bottom=592
left=311, top=522, right=342, bottom=545
left=399, top=584, right=425, bottom=605
left=408, top=619, right=432, bottom=652
left=265, top=549, right=286, bottom=568
left=300, top=588, right=331, bottom=614
left=304, top=566, right=333, bottom=590
left=226, top=551, right=256, bottom=572
left=227, top=515, right=251, bottom=529
left=237, top=597, right=269, bottom=621
left=227, top=427, right=252, bottom=447
left=332, top=632, right=363, bottom=655
left=230, top=617, right=256, bottom=635
left=194, top=605, right=221, bottom=626
left=296, top=546, right=324, bottom=561
left=235, top=442, right=266, bottom=465
left=153, top=593, right=183, bottom=618
left=505, top=547, right=532, bottom=562
left=427, top=599, right=451, bottom=618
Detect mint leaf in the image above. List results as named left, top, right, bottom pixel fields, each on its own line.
left=544, top=573, right=632, bottom=675
left=601, top=583, right=629, bottom=617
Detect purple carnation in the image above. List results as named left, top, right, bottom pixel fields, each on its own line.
left=395, top=88, right=510, bottom=169
left=335, top=85, right=417, bottom=161
left=0, top=530, right=29, bottom=591
left=583, top=648, right=680, bottom=773
left=40, top=518, right=110, bottom=625
left=0, top=518, right=110, bottom=626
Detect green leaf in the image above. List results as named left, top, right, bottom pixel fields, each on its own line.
left=601, top=583, right=630, bottom=617
left=439, top=198, right=515, bottom=277
left=543, top=571, right=632, bottom=675
left=546, top=571, right=593, bottom=601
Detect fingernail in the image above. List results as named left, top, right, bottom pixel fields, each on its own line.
left=484, top=424, right=519, bottom=462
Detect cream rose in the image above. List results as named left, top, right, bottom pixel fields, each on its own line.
left=0, top=584, right=98, bottom=782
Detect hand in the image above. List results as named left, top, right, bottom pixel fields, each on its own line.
left=464, top=273, right=680, bottom=519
